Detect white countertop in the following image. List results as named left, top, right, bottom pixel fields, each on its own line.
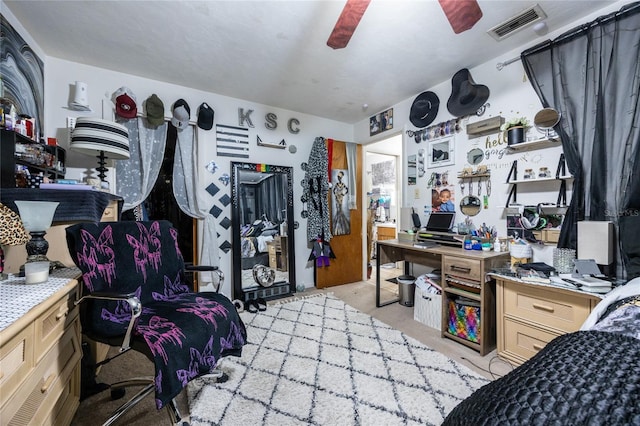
left=0, top=267, right=81, bottom=331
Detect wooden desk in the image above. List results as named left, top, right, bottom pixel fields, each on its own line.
left=0, top=268, right=82, bottom=425
left=376, top=240, right=509, bottom=355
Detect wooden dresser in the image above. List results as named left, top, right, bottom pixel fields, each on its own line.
left=496, top=276, right=601, bottom=366
left=0, top=268, right=82, bottom=425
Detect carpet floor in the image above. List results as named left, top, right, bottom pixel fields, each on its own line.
left=187, top=293, right=489, bottom=425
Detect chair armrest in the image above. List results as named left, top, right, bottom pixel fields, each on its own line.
left=185, top=265, right=224, bottom=293
left=74, top=292, right=142, bottom=352
left=185, top=265, right=219, bottom=272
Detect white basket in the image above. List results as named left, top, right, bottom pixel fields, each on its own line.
left=509, top=243, right=533, bottom=258
left=413, top=286, right=442, bottom=330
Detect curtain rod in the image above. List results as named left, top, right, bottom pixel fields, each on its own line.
left=496, top=56, right=521, bottom=71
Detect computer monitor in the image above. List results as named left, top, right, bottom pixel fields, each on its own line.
left=425, top=212, right=455, bottom=232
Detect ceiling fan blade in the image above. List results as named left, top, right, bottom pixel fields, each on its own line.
left=438, top=0, right=483, bottom=34
left=327, top=0, right=371, bottom=49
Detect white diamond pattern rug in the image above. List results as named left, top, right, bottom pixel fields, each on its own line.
left=187, top=294, right=488, bottom=425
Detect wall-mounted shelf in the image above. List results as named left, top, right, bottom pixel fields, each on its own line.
left=505, top=153, right=570, bottom=208
left=508, top=175, right=573, bottom=184
left=457, top=172, right=491, bottom=180
left=506, top=137, right=560, bottom=151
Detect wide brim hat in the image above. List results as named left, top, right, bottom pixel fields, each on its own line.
left=197, top=102, right=214, bottom=130
left=114, top=86, right=138, bottom=119
left=144, top=94, right=165, bottom=128
left=447, top=68, right=490, bottom=117
left=171, top=99, right=191, bottom=129
left=410, top=91, right=439, bottom=128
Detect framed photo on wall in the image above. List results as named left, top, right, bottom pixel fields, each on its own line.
left=369, top=108, right=393, bottom=136
left=427, top=137, right=454, bottom=168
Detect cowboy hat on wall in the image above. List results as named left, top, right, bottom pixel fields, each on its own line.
left=447, top=68, right=490, bottom=118
left=409, top=91, right=440, bottom=128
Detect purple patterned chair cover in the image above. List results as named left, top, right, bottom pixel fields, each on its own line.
left=66, top=220, right=246, bottom=409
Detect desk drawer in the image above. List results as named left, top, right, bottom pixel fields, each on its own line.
left=443, top=255, right=481, bottom=281
left=503, top=282, right=591, bottom=333
left=34, top=291, right=78, bottom=362
left=503, top=318, right=558, bottom=363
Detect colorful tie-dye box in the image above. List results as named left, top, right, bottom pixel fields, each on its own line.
left=447, top=300, right=481, bottom=343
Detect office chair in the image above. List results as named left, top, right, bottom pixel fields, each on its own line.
left=66, top=220, right=247, bottom=425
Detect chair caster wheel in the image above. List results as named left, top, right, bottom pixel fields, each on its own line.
left=111, top=387, right=126, bottom=400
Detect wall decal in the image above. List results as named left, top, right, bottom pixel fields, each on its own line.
left=238, top=108, right=254, bottom=127
left=216, top=124, right=249, bottom=158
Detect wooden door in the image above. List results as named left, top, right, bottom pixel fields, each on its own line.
left=316, top=142, right=363, bottom=288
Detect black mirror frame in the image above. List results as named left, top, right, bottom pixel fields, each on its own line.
left=231, top=161, right=296, bottom=302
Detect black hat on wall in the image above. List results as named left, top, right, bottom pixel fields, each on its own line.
left=409, top=91, right=440, bottom=128
left=447, top=68, right=490, bottom=118
left=197, top=103, right=214, bottom=130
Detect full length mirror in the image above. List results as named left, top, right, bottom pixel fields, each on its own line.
left=231, top=162, right=295, bottom=303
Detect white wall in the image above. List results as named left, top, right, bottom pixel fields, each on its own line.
left=42, top=57, right=353, bottom=296
left=354, top=0, right=630, bottom=266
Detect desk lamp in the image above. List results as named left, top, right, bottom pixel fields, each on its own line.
left=0, top=203, right=30, bottom=279
left=14, top=200, right=59, bottom=264
left=70, top=117, right=130, bottom=186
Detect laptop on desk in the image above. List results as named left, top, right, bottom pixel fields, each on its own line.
left=417, top=212, right=461, bottom=246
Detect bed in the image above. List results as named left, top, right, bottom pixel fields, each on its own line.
left=443, top=278, right=640, bottom=425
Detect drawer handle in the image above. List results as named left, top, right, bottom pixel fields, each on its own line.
left=41, top=374, right=56, bottom=393
left=56, top=308, right=70, bottom=320
left=533, top=343, right=544, bottom=351
left=532, top=303, right=555, bottom=313
left=450, top=265, right=471, bottom=273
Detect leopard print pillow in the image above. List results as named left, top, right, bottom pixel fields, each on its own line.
left=0, top=202, right=30, bottom=246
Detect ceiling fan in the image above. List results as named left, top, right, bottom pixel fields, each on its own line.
left=327, top=0, right=483, bottom=49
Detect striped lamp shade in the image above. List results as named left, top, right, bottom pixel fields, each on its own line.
left=70, top=117, right=130, bottom=159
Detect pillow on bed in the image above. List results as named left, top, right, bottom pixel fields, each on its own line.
left=581, top=277, right=640, bottom=330
left=590, top=298, right=640, bottom=340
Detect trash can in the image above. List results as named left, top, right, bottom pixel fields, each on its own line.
left=397, top=275, right=416, bottom=307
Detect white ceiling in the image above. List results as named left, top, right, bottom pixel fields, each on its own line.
left=4, top=0, right=616, bottom=124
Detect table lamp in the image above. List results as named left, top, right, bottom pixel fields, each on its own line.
left=14, top=200, right=59, bottom=264
left=0, top=203, right=30, bottom=280
left=70, top=117, right=130, bottom=184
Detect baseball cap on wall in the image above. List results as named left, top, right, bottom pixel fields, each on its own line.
left=144, top=94, right=165, bottom=128
left=113, top=86, right=138, bottom=119
left=171, top=99, right=191, bottom=129
left=197, top=103, right=214, bottom=130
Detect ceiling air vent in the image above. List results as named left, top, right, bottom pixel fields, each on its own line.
left=487, top=4, right=547, bottom=41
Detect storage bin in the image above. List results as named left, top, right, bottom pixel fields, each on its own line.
left=413, top=286, right=442, bottom=330
left=447, top=300, right=481, bottom=343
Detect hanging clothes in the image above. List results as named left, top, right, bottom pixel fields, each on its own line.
left=302, top=136, right=332, bottom=243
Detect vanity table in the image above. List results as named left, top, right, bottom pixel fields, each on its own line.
left=0, top=267, right=82, bottom=425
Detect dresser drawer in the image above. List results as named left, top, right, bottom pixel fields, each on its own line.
left=443, top=255, right=481, bottom=281
left=100, top=200, right=119, bottom=222
left=503, top=282, right=591, bottom=333
left=503, top=318, right=559, bottom=363
left=34, top=292, right=78, bottom=362
left=3, top=323, right=81, bottom=425
left=0, top=324, right=35, bottom=409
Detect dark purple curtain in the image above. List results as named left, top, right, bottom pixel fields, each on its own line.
left=521, top=2, right=640, bottom=279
